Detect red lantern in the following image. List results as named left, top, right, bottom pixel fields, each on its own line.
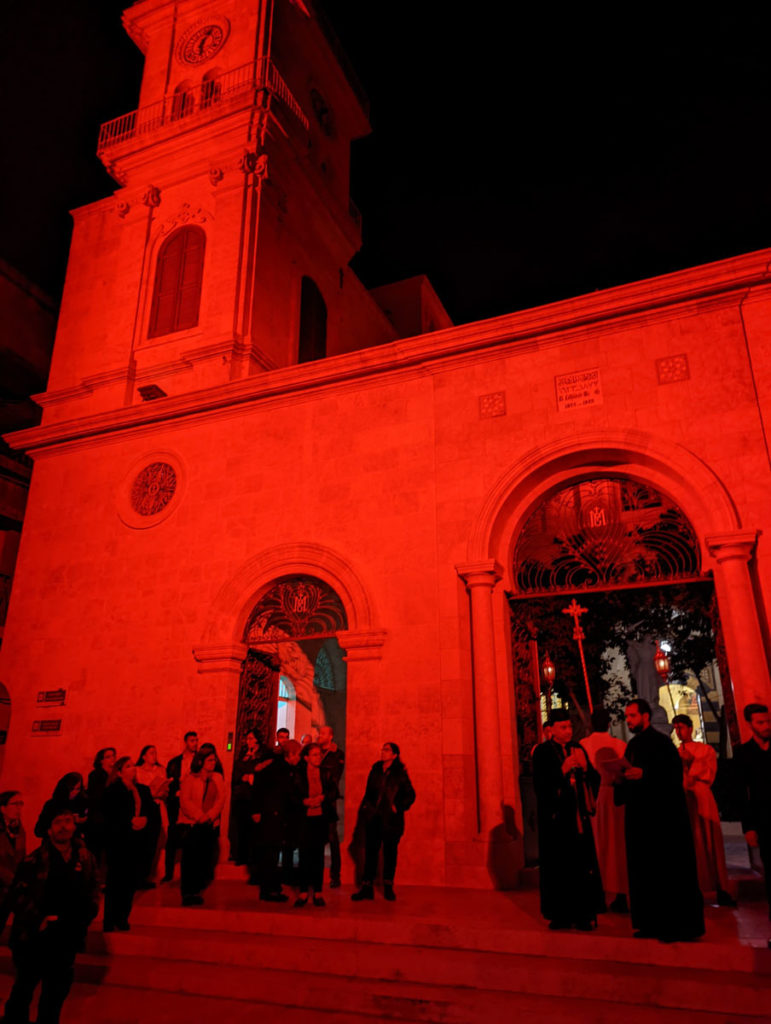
left=654, top=645, right=670, bottom=680
left=542, top=654, right=556, bottom=684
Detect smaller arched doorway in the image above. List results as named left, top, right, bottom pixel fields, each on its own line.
left=235, top=574, right=348, bottom=755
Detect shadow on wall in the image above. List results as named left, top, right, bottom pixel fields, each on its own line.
left=486, top=804, right=521, bottom=890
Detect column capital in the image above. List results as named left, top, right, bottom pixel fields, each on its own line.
left=192, top=643, right=248, bottom=674
left=456, top=560, right=504, bottom=589
left=338, top=629, right=387, bottom=662
left=705, top=530, right=759, bottom=564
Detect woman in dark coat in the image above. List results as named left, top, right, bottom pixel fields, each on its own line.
left=102, top=756, right=158, bottom=931
left=85, top=747, right=116, bottom=864
left=35, top=773, right=88, bottom=840
left=351, top=742, right=416, bottom=902
left=0, top=791, right=25, bottom=901
left=293, top=744, right=339, bottom=907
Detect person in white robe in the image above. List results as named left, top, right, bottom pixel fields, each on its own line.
left=672, top=714, right=735, bottom=906
left=581, top=707, right=629, bottom=913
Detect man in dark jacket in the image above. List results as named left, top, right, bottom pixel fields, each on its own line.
left=162, top=730, right=198, bottom=881
left=0, top=806, right=99, bottom=1024
left=319, top=725, right=345, bottom=888
left=733, top=703, right=771, bottom=919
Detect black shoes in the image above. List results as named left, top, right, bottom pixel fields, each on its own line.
left=182, top=894, right=204, bottom=906
left=383, top=884, right=396, bottom=902
left=294, top=895, right=308, bottom=907
left=351, top=883, right=374, bottom=901
left=312, top=895, right=326, bottom=907
left=329, top=878, right=341, bottom=889
left=260, top=892, right=289, bottom=903
left=716, top=889, right=738, bottom=908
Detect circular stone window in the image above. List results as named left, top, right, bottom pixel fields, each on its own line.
left=117, top=452, right=186, bottom=529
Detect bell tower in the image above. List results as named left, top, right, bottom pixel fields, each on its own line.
left=41, top=0, right=396, bottom=422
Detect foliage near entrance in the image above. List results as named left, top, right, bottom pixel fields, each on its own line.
left=509, top=580, right=717, bottom=724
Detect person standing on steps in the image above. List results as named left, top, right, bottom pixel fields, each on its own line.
left=733, top=703, right=771, bottom=923
left=319, top=725, right=345, bottom=889
left=351, top=742, right=415, bottom=903
left=580, top=707, right=629, bottom=913
left=0, top=806, right=99, bottom=1024
left=179, top=750, right=225, bottom=907
left=163, top=730, right=198, bottom=882
left=532, top=709, right=605, bottom=931
left=293, top=744, right=338, bottom=908
left=615, top=698, right=704, bottom=942
left=672, top=714, right=735, bottom=907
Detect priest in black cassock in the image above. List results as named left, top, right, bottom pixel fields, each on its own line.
left=533, top=709, right=605, bottom=930
left=615, top=698, right=704, bottom=942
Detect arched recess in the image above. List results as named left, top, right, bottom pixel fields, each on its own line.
left=200, top=542, right=376, bottom=647
left=468, top=430, right=740, bottom=575
left=460, top=428, right=768, bottom=762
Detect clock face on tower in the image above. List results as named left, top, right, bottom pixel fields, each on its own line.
left=177, top=18, right=230, bottom=65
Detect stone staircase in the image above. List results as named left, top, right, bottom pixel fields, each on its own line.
left=0, top=882, right=768, bottom=1023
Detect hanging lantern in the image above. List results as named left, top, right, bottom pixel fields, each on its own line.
left=542, top=653, right=556, bottom=684
left=654, top=645, right=670, bottom=680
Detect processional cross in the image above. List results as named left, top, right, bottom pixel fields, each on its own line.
left=561, top=598, right=594, bottom=713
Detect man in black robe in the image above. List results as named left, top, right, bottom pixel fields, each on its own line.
left=533, top=709, right=604, bottom=930
left=615, top=698, right=704, bottom=941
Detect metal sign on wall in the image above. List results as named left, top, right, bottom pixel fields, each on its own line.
left=32, top=719, right=62, bottom=736
left=36, top=689, right=66, bottom=707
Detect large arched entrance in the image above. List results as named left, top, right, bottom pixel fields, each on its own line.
left=507, top=475, right=736, bottom=861
left=457, top=431, right=770, bottom=862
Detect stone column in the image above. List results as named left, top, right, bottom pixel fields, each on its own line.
left=336, top=629, right=387, bottom=882
left=192, top=642, right=248, bottom=857
left=705, top=531, right=771, bottom=735
left=456, top=561, right=505, bottom=836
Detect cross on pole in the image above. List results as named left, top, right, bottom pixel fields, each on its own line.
left=562, top=598, right=594, bottom=713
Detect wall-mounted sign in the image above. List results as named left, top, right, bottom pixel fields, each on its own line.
left=36, top=689, right=66, bottom=707
left=555, top=368, right=603, bottom=412
left=32, top=719, right=62, bottom=736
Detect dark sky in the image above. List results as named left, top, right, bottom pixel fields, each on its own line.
left=3, top=2, right=771, bottom=325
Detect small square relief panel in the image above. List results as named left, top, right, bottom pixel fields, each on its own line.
left=479, top=392, right=507, bottom=419
left=656, top=354, right=690, bottom=385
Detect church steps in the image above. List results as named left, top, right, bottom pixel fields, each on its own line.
left=0, top=943, right=764, bottom=1024
left=128, top=898, right=770, bottom=976
left=0, top=918, right=766, bottom=1020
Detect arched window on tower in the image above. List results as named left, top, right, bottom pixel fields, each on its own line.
left=298, top=276, right=327, bottom=363
left=171, top=81, right=194, bottom=121
left=200, top=69, right=221, bottom=110
left=148, top=226, right=206, bottom=339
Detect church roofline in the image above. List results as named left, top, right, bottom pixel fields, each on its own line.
left=6, top=246, right=771, bottom=457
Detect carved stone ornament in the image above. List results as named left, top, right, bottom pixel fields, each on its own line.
left=142, top=186, right=161, bottom=208
left=238, top=150, right=258, bottom=174
left=176, top=18, right=230, bottom=66
left=159, top=202, right=210, bottom=236
left=130, top=462, right=177, bottom=517
left=116, top=200, right=130, bottom=219
left=209, top=167, right=224, bottom=186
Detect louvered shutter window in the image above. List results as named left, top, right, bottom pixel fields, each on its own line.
left=148, top=227, right=205, bottom=338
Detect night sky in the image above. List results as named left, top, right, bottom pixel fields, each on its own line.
left=3, top=2, right=771, bottom=325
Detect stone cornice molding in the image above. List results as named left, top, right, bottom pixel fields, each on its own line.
left=337, top=630, right=387, bottom=662
left=456, top=561, right=504, bottom=589
left=10, top=248, right=771, bottom=457
left=192, top=643, right=248, bottom=674
left=705, top=530, right=760, bottom=563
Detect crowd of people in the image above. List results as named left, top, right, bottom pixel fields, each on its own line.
left=533, top=697, right=771, bottom=943
left=0, top=725, right=416, bottom=1022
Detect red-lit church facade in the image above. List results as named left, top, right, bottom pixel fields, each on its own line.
left=1, top=0, right=771, bottom=888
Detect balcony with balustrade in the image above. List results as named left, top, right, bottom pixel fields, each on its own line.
left=97, top=58, right=309, bottom=156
